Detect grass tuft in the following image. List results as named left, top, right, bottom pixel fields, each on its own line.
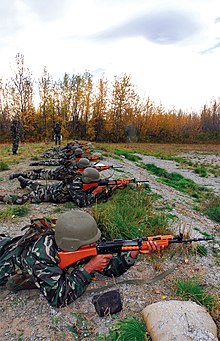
left=107, top=316, right=149, bottom=341
left=204, top=197, right=220, bottom=223
left=193, top=244, right=208, bottom=257
left=194, top=166, right=208, bottom=177
left=175, top=277, right=218, bottom=312
left=0, top=161, right=10, bottom=171
left=63, top=202, right=77, bottom=209
left=92, top=187, right=172, bottom=240
left=0, top=205, right=29, bottom=220
left=114, top=148, right=142, bottom=162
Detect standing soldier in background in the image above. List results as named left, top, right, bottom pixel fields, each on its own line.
left=10, top=119, right=20, bottom=155
left=54, top=122, right=62, bottom=146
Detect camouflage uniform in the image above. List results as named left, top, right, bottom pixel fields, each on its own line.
left=29, top=154, right=99, bottom=167
left=29, top=159, right=63, bottom=167
left=54, top=123, right=61, bottom=146
left=0, top=176, right=100, bottom=207
left=10, top=120, right=20, bottom=155
left=15, top=162, right=79, bottom=181
left=0, top=219, right=136, bottom=307
left=40, top=142, right=94, bottom=160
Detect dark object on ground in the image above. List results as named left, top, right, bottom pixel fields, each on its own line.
left=92, top=290, right=122, bottom=317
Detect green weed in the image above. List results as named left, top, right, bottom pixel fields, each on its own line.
left=107, top=316, right=149, bottom=341
left=0, top=161, right=10, bottom=171
left=194, top=166, right=208, bottom=177
left=201, top=195, right=220, bottom=223
left=142, top=163, right=220, bottom=223
left=0, top=205, right=29, bottom=220
left=53, top=206, right=64, bottom=213
left=143, top=163, right=205, bottom=197
left=212, top=249, right=220, bottom=265
left=70, top=312, right=93, bottom=340
left=114, top=148, right=141, bottom=162
left=92, top=187, right=171, bottom=240
left=193, top=244, right=208, bottom=257
left=175, top=277, right=218, bottom=312
left=63, top=202, right=77, bottom=209
left=193, top=228, right=212, bottom=238
left=30, top=155, right=41, bottom=161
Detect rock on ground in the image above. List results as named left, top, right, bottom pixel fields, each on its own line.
left=142, top=300, right=218, bottom=341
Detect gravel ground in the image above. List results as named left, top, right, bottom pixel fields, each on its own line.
left=0, top=150, right=219, bottom=340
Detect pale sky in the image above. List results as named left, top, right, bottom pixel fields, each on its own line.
left=1, top=0, right=220, bottom=112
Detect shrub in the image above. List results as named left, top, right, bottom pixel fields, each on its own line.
left=0, top=161, right=10, bottom=171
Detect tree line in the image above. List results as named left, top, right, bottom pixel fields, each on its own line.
left=0, top=53, right=220, bottom=144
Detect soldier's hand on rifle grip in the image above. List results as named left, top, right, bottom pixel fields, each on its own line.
left=140, top=241, right=165, bottom=254
left=92, top=186, right=105, bottom=196
left=83, top=254, right=113, bottom=273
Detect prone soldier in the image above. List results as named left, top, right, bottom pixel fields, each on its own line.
left=0, top=168, right=113, bottom=207
left=30, top=148, right=100, bottom=167
left=0, top=210, right=163, bottom=307
left=9, top=158, right=91, bottom=181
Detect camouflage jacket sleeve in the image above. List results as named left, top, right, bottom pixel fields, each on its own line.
left=21, top=234, right=92, bottom=308
left=66, top=178, right=97, bottom=207
left=101, top=252, right=136, bottom=278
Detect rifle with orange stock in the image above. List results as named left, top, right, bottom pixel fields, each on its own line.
left=87, top=155, right=100, bottom=161
left=75, top=165, right=123, bottom=175
left=82, top=178, right=148, bottom=192
left=93, top=165, right=123, bottom=172
left=58, top=233, right=213, bottom=269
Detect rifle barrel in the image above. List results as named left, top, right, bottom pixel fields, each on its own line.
left=170, top=237, right=213, bottom=244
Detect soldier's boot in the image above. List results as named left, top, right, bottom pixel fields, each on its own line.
left=9, top=172, right=27, bottom=180
left=32, top=168, right=43, bottom=173
left=18, top=176, right=31, bottom=189
left=6, top=274, right=37, bottom=292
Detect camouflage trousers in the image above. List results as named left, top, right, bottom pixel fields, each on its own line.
left=29, top=160, right=62, bottom=167
left=54, top=134, right=61, bottom=146
left=0, top=182, right=71, bottom=204
left=12, top=136, right=19, bottom=155
left=21, top=166, right=77, bottom=181
left=0, top=235, right=22, bottom=285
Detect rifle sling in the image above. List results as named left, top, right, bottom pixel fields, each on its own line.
left=86, top=265, right=177, bottom=294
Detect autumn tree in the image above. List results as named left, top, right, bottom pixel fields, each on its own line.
left=88, top=76, right=109, bottom=141
left=7, top=53, right=35, bottom=140
left=0, top=78, right=11, bottom=142
left=38, top=67, right=55, bottom=141
left=108, top=74, right=139, bottom=142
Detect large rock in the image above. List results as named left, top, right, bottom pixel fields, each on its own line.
left=142, top=300, right=218, bottom=341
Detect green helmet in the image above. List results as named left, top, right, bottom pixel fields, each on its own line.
left=75, top=148, right=83, bottom=156
left=71, top=145, right=79, bottom=152
left=77, top=158, right=90, bottom=169
left=55, top=210, right=101, bottom=251
left=81, top=167, right=100, bottom=183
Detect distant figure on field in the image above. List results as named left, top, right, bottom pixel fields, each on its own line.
left=10, top=119, right=20, bottom=155
left=54, top=122, right=62, bottom=146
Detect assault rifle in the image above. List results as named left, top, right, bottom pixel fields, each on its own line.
left=82, top=178, right=148, bottom=191
left=58, top=233, right=213, bottom=269
left=93, top=165, right=123, bottom=172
